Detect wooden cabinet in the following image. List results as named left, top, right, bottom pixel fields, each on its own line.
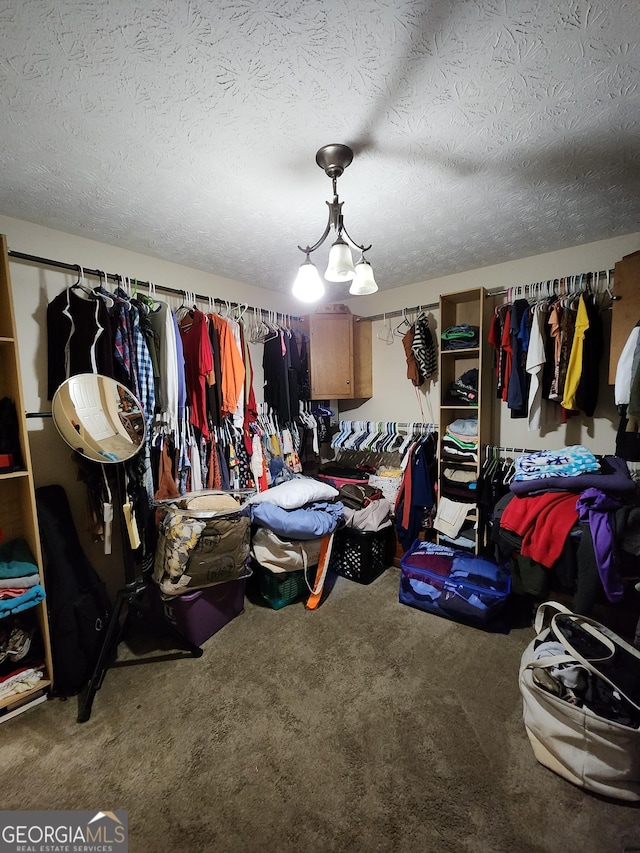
left=0, top=234, right=53, bottom=721
left=609, top=250, right=640, bottom=384
left=437, top=287, right=491, bottom=555
left=308, top=311, right=372, bottom=399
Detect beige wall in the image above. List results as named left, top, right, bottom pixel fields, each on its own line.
left=340, top=231, right=640, bottom=457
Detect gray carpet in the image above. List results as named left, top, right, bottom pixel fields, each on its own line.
left=1, top=568, right=638, bottom=853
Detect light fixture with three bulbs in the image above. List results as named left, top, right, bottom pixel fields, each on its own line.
left=292, top=143, right=378, bottom=302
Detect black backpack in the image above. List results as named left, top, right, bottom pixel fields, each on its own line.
left=35, top=484, right=112, bottom=697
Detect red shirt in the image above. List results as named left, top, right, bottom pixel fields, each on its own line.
left=179, top=310, right=214, bottom=439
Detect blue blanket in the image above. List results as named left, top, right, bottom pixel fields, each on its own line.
left=251, top=501, right=344, bottom=540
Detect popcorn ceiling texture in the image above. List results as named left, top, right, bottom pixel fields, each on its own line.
left=0, top=0, right=639, bottom=295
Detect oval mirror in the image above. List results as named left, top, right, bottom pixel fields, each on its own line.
left=52, top=374, right=146, bottom=463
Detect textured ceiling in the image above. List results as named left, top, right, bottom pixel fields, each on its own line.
left=1, top=0, right=639, bottom=300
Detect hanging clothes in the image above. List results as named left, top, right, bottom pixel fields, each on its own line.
left=490, top=283, right=606, bottom=431
left=506, top=298, right=530, bottom=418
left=179, top=308, right=214, bottom=440
left=394, top=434, right=437, bottom=550
left=172, top=312, right=187, bottom=426
left=240, top=323, right=259, bottom=455
left=225, top=315, right=245, bottom=429
left=411, top=312, right=437, bottom=383
left=130, top=301, right=156, bottom=434
left=574, top=292, right=604, bottom=417
left=209, top=313, right=245, bottom=420
left=286, top=330, right=303, bottom=419
left=148, top=300, right=180, bottom=439
left=402, top=324, right=421, bottom=387
left=526, top=304, right=550, bottom=431
left=557, top=299, right=577, bottom=405
left=263, top=331, right=291, bottom=423
left=206, top=315, right=224, bottom=427
left=46, top=287, right=115, bottom=399
left=561, top=294, right=590, bottom=411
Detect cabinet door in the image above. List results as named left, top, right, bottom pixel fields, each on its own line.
left=609, top=251, right=640, bottom=384
left=352, top=319, right=372, bottom=398
left=309, top=314, right=354, bottom=398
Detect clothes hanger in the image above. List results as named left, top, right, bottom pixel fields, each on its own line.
left=260, top=310, right=279, bottom=342
left=377, top=313, right=394, bottom=345
left=393, top=308, right=412, bottom=337
left=70, top=265, right=95, bottom=299
left=175, top=290, right=194, bottom=323
left=137, top=280, right=157, bottom=312
left=93, top=271, right=115, bottom=308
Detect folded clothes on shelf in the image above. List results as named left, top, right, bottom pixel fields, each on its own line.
left=448, top=368, right=479, bottom=404
left=441, top=433, right=478, bottom=463
left=447, top=417, right=478, bottom=438
left=441, top=324, right=480, bottom=350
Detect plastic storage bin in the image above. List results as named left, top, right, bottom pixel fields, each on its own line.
left=254, top=562, right=312, bottom=610
left=152, top=576, right=247, bottom=645
left=329, top=524, right=396, bottom=584
left=399, top=540, right=510, bottom=626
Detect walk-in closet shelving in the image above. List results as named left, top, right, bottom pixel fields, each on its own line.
left=437, top=287, right=492, bottom=555
left=0, top=235, right=53, bottom=720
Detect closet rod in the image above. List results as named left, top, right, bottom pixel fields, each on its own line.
left=487, top=445, right=540, bottom=456
left=8, top=249, right=302, bottom=322
left=339, top=420, right=437, bottom=430
left=357, top=268, right=616, bottom=323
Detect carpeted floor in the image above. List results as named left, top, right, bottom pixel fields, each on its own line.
left=1, top=567, right=639, bottom=853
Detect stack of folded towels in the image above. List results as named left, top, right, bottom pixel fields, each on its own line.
left=0, top=539, right=46, bottom=619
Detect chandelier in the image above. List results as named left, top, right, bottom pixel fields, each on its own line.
left=292, top=143, right=378, bottom=302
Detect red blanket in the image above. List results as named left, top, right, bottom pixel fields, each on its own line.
left=500, top=492, right=578, bottom=568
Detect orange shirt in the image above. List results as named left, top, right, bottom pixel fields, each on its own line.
left=208, top=313, right=245, bottom=418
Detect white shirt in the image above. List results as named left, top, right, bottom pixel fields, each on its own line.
left=615, top=326, right=640, bottom=406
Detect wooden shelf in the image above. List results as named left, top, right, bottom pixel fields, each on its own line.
left=437, top=287, right=491, bottom=555
left=440, top=405, right=478, bottom=410
left=0, top=469, right=29, bottom=481
left=0, top=683, right=50, bottom=721
left=0, top=233, right=54, bottom=715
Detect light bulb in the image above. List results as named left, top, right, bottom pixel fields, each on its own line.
left=349, top=258, right=378, bottom=295
left=292, top=258, right=325, bottom=302
left=325, top=237, right=356, bottom=282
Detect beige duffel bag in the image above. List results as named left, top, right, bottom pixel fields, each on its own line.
left=519, top=600, right=640, bottom=801
left=250, top=526, right=322, bottom=574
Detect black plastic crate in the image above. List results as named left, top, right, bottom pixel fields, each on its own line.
left=329, top=524, right=396, bottom=584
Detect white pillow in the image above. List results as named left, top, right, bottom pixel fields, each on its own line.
left=247, top=477, right=338, bottom=510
